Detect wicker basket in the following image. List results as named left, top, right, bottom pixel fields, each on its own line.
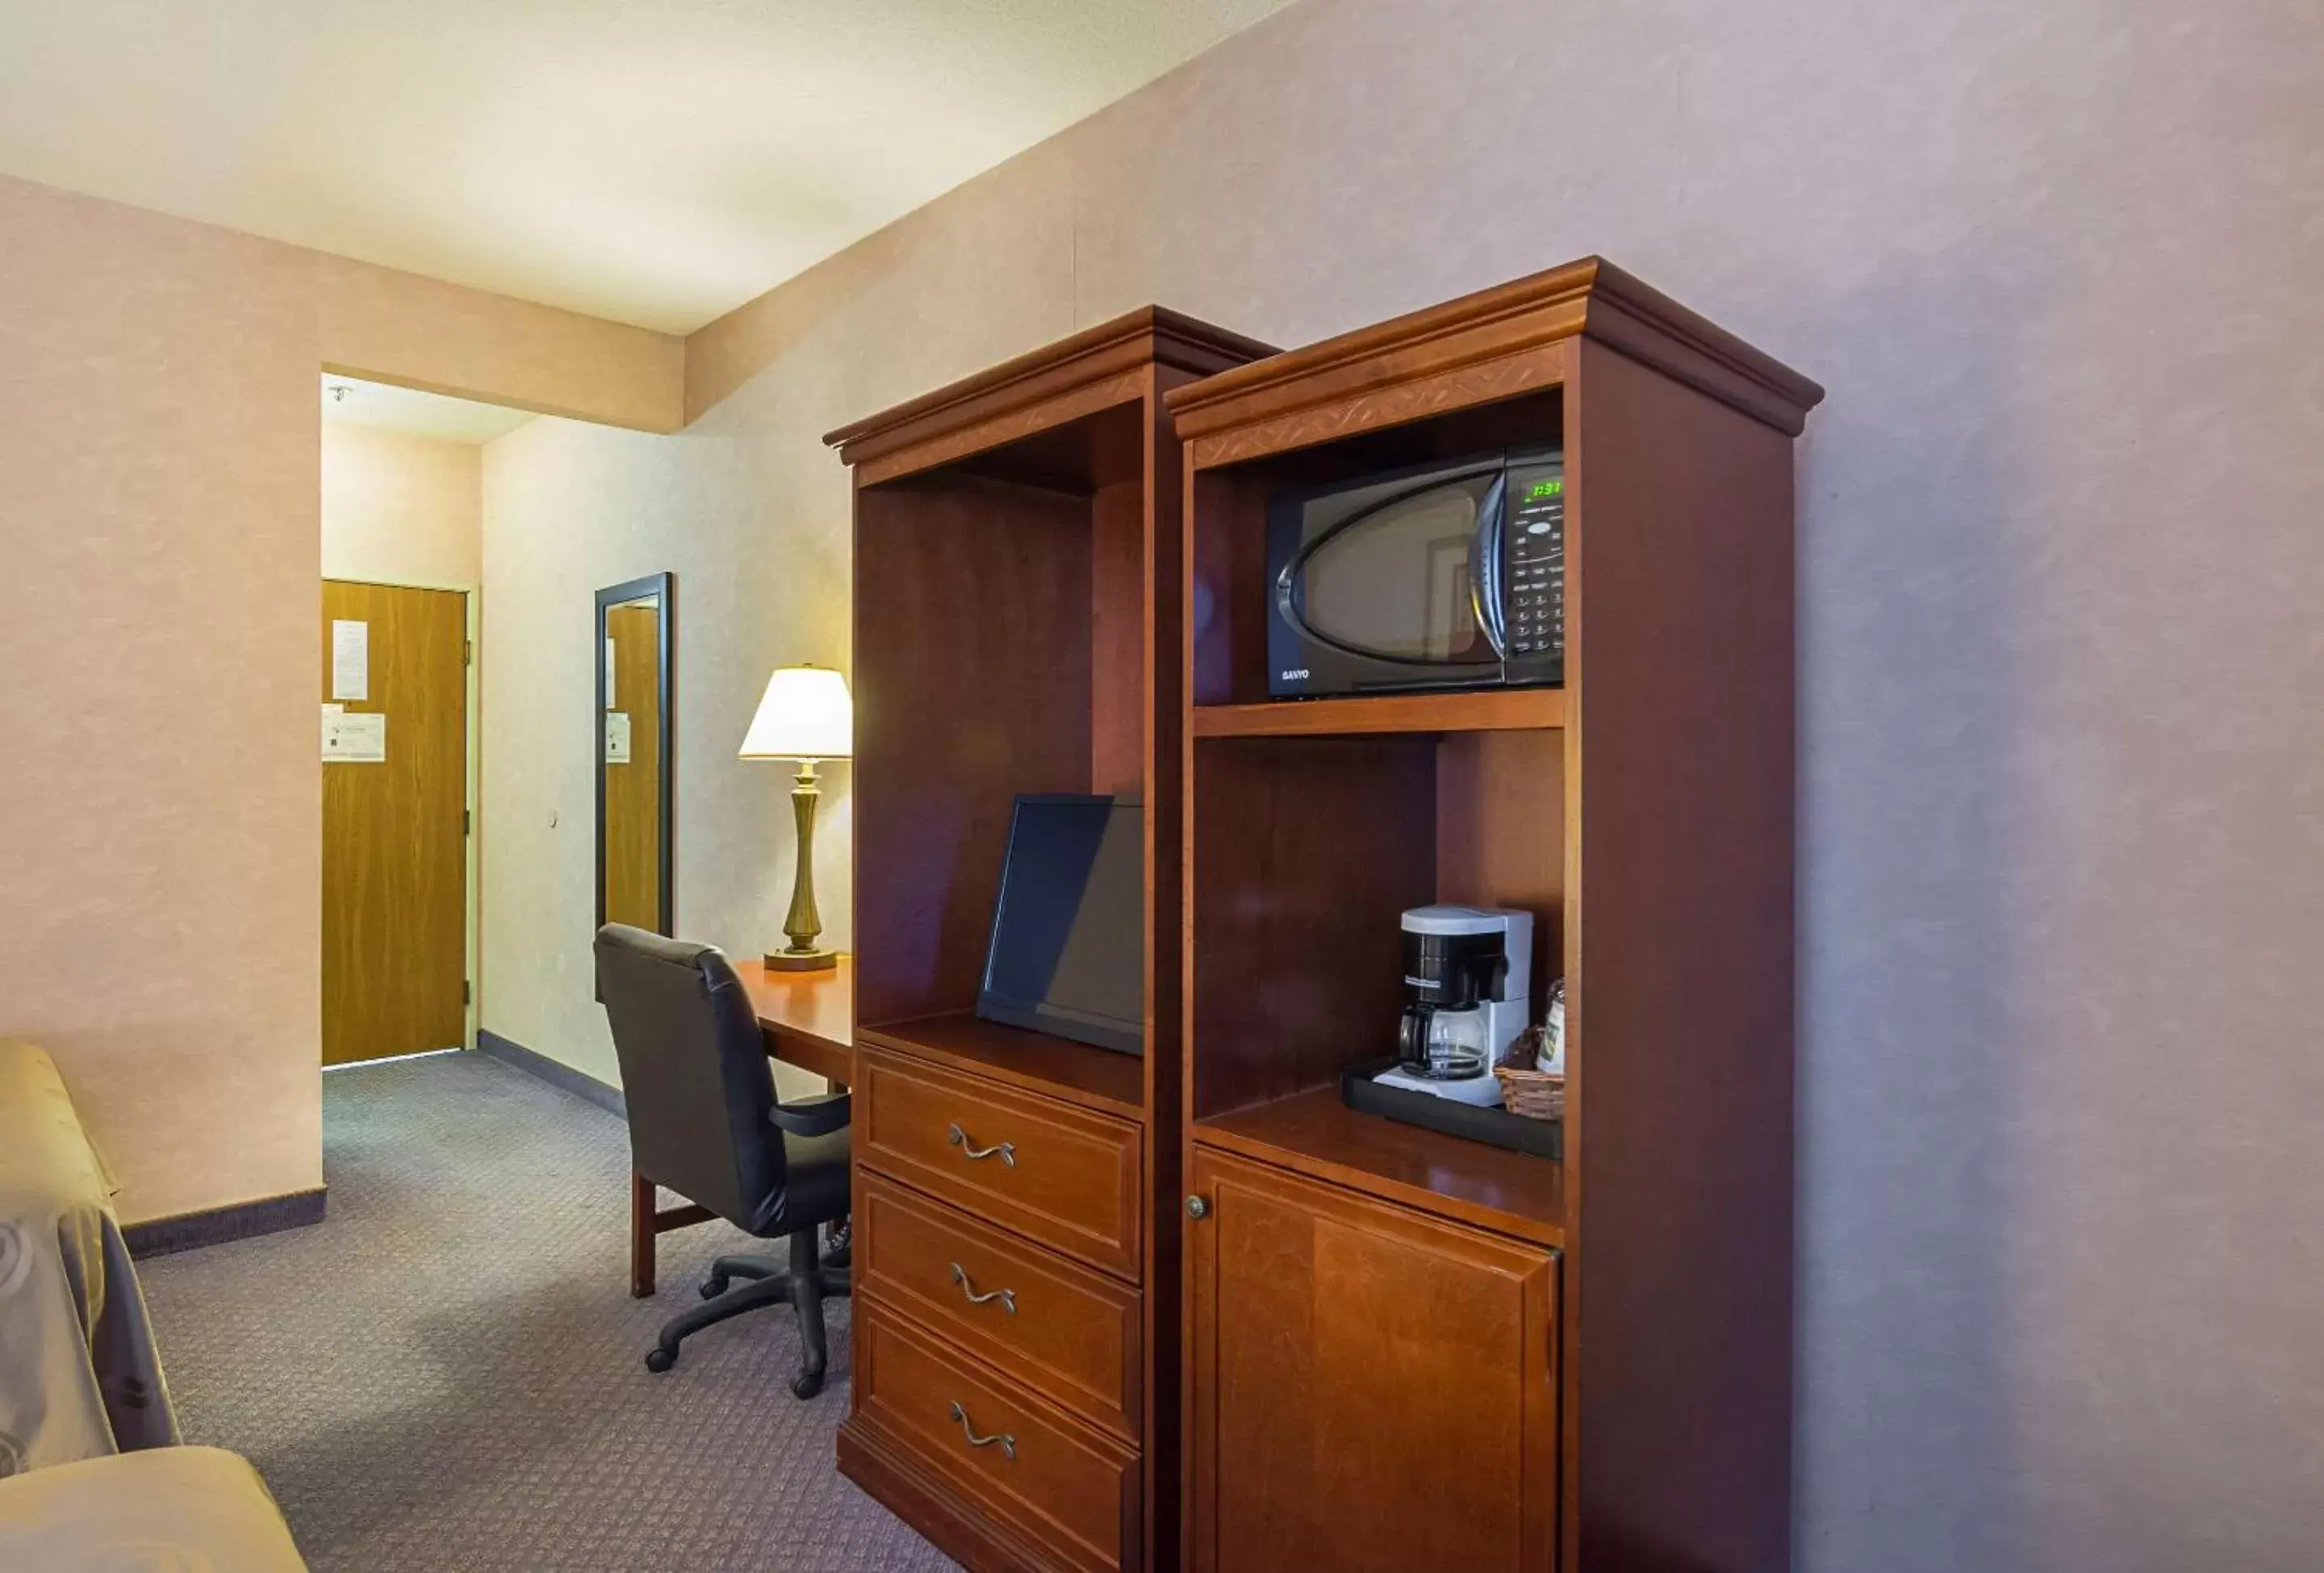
left=1494, top=1062, right=1565, bottom=1121
left=1494, top=1024, right=1565, bottom=1121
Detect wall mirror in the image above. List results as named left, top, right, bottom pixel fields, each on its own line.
left=596, top=574, right=674, bottom=955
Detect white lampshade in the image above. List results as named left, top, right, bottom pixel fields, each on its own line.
left=739, top=666, right=854, bottom=760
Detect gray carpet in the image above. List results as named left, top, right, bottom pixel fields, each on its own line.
left=137, top=1051, right=954, bottom=1572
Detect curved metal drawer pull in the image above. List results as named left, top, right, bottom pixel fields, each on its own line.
left=948, top=1401, right=1016, bottom=1460
left=946, top=1122, right=1017, bottom=1168
left=950, top=1261, right=1018, bottom=1315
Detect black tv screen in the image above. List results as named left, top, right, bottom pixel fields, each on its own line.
left=976, top=793, right=1144, bottom=1055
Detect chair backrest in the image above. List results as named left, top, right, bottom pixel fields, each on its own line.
left=595, top=924, right=784, bottom=1231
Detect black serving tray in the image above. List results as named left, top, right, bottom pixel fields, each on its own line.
left=1340, top=1058, right=1564, bottom=1160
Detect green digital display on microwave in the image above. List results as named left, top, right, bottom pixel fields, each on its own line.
left=1527, top=479, right=1564, bottom=500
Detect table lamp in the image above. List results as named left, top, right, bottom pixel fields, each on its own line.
left=739, top=665, right=853, bottom=971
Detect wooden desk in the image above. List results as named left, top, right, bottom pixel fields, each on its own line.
left=629, top=956, right=855, bottom=1296
left=732, top=956, right=854, bottom=1084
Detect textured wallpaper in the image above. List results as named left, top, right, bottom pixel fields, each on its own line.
left=479, top=404, right=854, bottom=1097
left=486, top=0, right=2324, bottom=1565
left=320, top=424, right=483, bottom=588
left=0, top=171, right=680, bottom=1226
left=0, top=181, right=326, bottom=1224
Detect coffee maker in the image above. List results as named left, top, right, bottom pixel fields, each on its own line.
left=1379, top=905, right=1532, bottom=1107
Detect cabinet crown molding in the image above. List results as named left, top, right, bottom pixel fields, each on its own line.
left=823, top=304, right=1277, bottom=472
left=1167, top=254, right=1826, bottom=440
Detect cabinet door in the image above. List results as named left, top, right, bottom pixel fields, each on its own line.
left=1185, top=1148, right=1560, bottom=1573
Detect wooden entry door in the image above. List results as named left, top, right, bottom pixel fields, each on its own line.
left=1185, top=1147, right=1561, bottom=1573
left=321, top=580, right=468, bottom=1065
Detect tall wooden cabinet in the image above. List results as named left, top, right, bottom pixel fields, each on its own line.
left=1166, top=259, right=1822, bottom=1573
left=825, top=309, right=1273, bottom=1573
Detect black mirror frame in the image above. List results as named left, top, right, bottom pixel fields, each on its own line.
left=595, top=572, right=675, bottom=959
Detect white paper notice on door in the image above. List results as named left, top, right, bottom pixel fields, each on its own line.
left=323, top=711, right=387, bottom=763
left=604, top=637, right=617, bottom=707
left=604, top=711, right=632, bottom=763
left=332, top=620, right=370, bottom=701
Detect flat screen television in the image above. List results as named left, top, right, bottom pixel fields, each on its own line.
left=976, top=793, right=1144, bottom=1055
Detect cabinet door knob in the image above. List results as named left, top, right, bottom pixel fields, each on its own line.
left=1186, top=1195, right=1210, bottom=1219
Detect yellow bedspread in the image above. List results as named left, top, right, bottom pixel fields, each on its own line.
left=0, top=1039, right=178, bottom=1475
left=0, top=1445, right=307, bottom=1571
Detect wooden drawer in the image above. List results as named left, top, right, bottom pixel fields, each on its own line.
left=859, top=1045, right=1143, bottom=1280
left=858, top=1303, right=1140, bottom=1573
left=860, top=1170, right=1142, bottom=1443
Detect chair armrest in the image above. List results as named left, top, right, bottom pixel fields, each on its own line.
left=769, top=1093, right=851, bottom=1139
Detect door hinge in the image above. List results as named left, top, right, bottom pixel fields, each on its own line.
left=463, top=809, right=471, bottom=836
left=463, top=980, right=472, bottom=1006
left=464, top=638, right=473, bottom=667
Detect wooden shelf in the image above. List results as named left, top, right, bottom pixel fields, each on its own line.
left=1193, top=1086, right=1565, bottom=1248
left=1191, top=688, right=1566, bottom=738
left=859, top=1011, right=1145, bottom=1122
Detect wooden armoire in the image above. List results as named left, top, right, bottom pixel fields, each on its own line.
left=1165, top=258, right=1821, bottom=1573
left=825, top=308, right=1273, bottom=1573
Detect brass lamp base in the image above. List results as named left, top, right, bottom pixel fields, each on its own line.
left=764, top=948, right=838, bottom=973
left=767, top=759, right=835, bottom=974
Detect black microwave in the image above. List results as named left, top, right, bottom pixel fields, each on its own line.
left=1266, top=446, right=1564, bottom=698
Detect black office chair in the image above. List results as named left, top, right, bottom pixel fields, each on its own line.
left=596, top=923, right=852, bottom=1398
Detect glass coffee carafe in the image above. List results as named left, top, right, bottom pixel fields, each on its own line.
left=1397, top=989, right=1494, bottom=1081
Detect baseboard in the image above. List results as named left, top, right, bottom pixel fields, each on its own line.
left=475, top=1029, right=625, bottom=1118
left=124, top=1186, right=328, bottom=1259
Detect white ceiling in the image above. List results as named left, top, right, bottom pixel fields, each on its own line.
left=323, top=374, right=536, bottom=445
left=0, top=0, right=1290, bottom=334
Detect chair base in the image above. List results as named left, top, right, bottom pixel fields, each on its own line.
left=646, top=1227, right=852, bottom=1397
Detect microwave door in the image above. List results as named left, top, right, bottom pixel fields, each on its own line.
left=1280, top=472, right=1504, bottom=689
left=1469, top=472, right=1508, bottom=659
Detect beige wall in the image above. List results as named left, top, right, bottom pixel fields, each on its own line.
left=318, top=256, right=683, bottom=434
left=486, top=0, right=2324, bottom=1566
left=0, top=176, right=325, bottom=1224
left=0, top=170, right=677, bottom=1224
left=320, top=424, right=483, bottom=587
left=479, top=409, right=851, bottom=1094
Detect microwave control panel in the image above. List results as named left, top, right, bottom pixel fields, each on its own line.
left=1504, top=459, right=1565, bottom=680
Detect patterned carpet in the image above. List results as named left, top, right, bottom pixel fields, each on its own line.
left=137, top=1051, right=954, bottom=1572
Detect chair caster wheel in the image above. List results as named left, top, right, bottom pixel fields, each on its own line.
left=791, top=1370, right=825, bottom=1399
left=700, top=1275, right=728, bottom=1300
left=645, top=1347, right=678, bottom=1374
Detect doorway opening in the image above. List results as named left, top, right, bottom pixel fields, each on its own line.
left=320, top=374, right=521, bottom=1066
